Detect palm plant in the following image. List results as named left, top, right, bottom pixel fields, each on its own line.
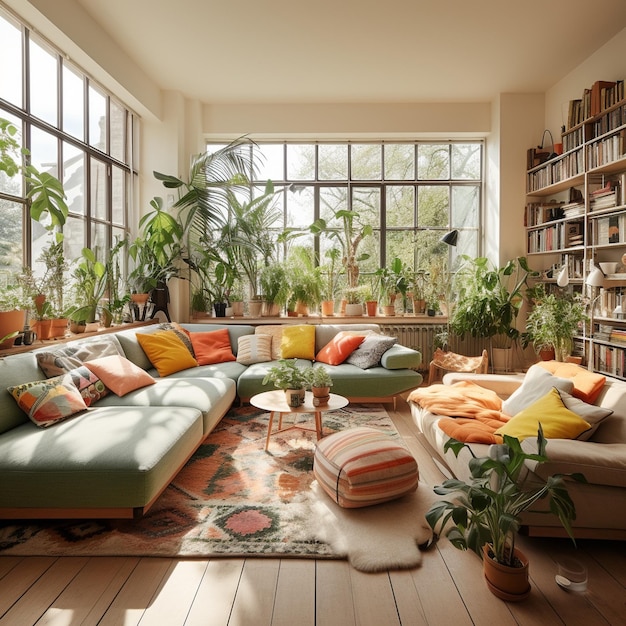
left=154, top=137, right=259, bottom=244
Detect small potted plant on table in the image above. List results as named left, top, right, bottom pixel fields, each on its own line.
left=425, top=427, right=585, bottom=601
left=305, top=365, right=333, bottom=406
left=262, top=359, right=308, bottom=407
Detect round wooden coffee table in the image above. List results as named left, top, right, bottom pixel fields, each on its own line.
left=250, top=390, right=349, bottom=450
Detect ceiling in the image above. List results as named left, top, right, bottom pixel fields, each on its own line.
left=75, top=0, right=626, bottom=104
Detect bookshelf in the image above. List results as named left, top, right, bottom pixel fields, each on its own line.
left=525, top=79, right=626, bottom=378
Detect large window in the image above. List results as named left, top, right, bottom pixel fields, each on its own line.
left=0, top=7, right=137, bottom=279
left=208, top=140, right=482, bottom=280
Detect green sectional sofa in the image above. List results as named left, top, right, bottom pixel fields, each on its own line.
left=0, top=322, right=421, bottom=520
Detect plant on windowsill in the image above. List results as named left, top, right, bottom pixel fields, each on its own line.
left=425, top=427, right=585, bottom=601
left=262, top=358, right=308, bottom=407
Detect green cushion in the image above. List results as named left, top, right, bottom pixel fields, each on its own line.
left=380, top=344, right=422, bottom=370
left=0, top=405, right=203, bottom=509
left=0, top=353, right=44, bottom=434
left=98, top=377, right=236, bottom=435
left=321, top=364, right=422, bottom=397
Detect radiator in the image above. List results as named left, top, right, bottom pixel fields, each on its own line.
left=379, top=323, right=488, bottom=372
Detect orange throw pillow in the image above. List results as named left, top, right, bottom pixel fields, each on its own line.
left=534, top=361, right=606, bottom=404
left=188, top=328, right=236, bottom=365
left=316, top=332, right=365, bottom=365
left=84, top=355, right=156, bottom=396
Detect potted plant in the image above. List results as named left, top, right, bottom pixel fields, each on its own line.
left=320, top=247, right=342, bottom=316
left=310, top=208, right=373, bottom=290
left=426, top=427, right=585, bottom=601
left=305, top=365, right=333, bottom=405
left=343, top=285, right=368, bottom=316
left=523, top=285, right=588, bottom=362
left=0, top=282, right=27, bottom=349
left=262, top=358, right=308, bottom=407
left=259, top=261, right=289, bottom=317
left=449, top=256, right=538, bottom=371
left=286, top=246, right=323, bottom=316
left=66, top=247, right=107, bottom=330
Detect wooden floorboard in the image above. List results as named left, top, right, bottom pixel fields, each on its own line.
left=0, top=398, right=624, bottom=625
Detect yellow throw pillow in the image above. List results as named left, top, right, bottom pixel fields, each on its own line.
left=136, top=330, right=198, bottom=377
left=495, top=387, right=591, bottom=441
left=280, top=324, right=316, bottom=360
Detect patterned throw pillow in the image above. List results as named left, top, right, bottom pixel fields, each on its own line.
left=65, top=365, right=108, bottom=406
left=255, top=325, right=283, bottom=360
left=8, top=374, right=88, bottom=428
left=158, top=322, right=195, bottom=357
left=36, top=335, right=125, bottom=378
left=345, top=334, right=397, bottom=369
left=237, top=334, right=273, bottom=365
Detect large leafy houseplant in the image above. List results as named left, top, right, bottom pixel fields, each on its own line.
left=310, top=208, right=372, bottom=289
left=523, top=284, right=587, bottom=361
left=426, top=428, right=585, bottom=574
left=450, top=256, right=538, bottom=349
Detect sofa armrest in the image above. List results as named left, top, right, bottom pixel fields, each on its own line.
left=442, top=372, right=525, bottom=398
left=521, top=438, right=626, bottom=488
left=380, top=344, right=421, bottom=370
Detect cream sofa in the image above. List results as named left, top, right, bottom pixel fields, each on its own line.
left=0, top=321, right=421, bottom=520
left=409, top=366, right=626, bottom=539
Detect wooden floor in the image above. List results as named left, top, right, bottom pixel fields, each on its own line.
left=0, top=398, right=624, bottom=626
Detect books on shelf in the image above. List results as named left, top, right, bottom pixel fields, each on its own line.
left=595, top=214, right=626, bottom=245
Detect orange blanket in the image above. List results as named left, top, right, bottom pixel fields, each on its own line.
left=408, top=381, right=510, bottom=444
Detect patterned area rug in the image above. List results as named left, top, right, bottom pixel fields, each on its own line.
left=0, top=404, right=435, bottom=570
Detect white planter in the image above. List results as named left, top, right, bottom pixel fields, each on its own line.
left=344, top=303, right=363, bottom=316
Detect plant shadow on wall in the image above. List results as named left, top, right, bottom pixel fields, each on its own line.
left=426, top=427, right=585, bottom=601
left=449, top=256, right=539, bottom=370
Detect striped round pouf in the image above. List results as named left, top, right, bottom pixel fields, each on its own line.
left=313, top=426, right=419, bottom=508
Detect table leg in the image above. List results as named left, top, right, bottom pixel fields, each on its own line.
left=265, top=411, right=276, bottom=450
left=314, top=411, right=323, bottom=440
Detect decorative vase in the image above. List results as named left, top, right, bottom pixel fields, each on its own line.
left=482, top=544, right=530, bottom=601
left=321, top=300, right=335, bottom=316
left=345, top=303, right=363, bottom=316
left=365, top=300, right=378, bottom=317
left=285, top=388, right=305, bottom=408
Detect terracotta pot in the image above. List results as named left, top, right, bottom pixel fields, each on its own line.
left=413, top=299, right=426, bottom=315
left=231, top=301, right=244, bottom=317
left=284, top=388, right=305, bottom=408
left=247, top=300, right=263, bottom=317
left=36, top=319, right=52, bottom=340
left=312, top=385, right=330, bottom=398
left=33, top=294, right=47, bottom=318
left=538, top=347, right=555, bottom=361
left=0, top=310, right=26, bottom=349
left=365, top=300, right=378, bottom=317
left=49, top=318, right=68, bottom=338
left=482, top=544, right=530, bottom=601
left=382, top=305, right=395, bottom=317
left=70, top=321, right=86, bottom=334
left=294, top=301, right=309, bottom=316
left=262, top=302, right=281, bottom=317
left=321, top=300, right=335, bottom=316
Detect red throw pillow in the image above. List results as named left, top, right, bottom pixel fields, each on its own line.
left=316, top=332, right=366, bottom=365
left=188, top=328, right=236, bottom=365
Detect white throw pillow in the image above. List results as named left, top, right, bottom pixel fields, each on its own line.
left=502, top=364, right=574, bottom=417
left=237, top=334, right=273, bottom=365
